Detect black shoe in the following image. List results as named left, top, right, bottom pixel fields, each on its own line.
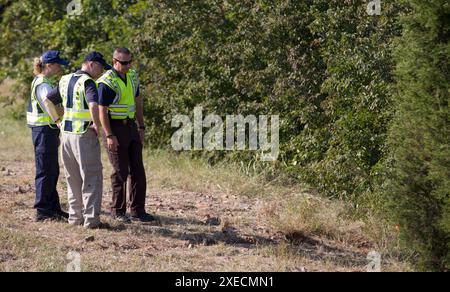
left=35, top=213, right=53, bottom=222
left=35, top=212, right=67, bottom=222
left=85, top=222, right=108, bottom=229
left=56, top=210, right=69, bottom=219
left=112, top=214, right=131, bottom=224
left=131, top=213, right=156, bottom=222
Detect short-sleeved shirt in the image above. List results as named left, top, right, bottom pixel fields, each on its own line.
left=35, top=83, right=53, bottom=114
left=98, top=68, right=140, bottom=107
left=47, top=70, right=98, bottom=105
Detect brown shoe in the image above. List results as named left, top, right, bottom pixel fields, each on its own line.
left=112, top=214, right=131, bottom=224
left=130, top=213, right=156, bottom=222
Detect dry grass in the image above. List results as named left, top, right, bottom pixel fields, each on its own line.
left=0, top=115, right=34, bottom=162
left=144, top=150, right=285, bottom=199
left=266, top=194, right=361, bottom=242
left=0, top=78, right=15, bottom=98
left=0, top=112, right=411, bottom=272
left=262, top=191, right=412, bottom=272
left=0, top=79, right=25, bottom=121
left=0, top=79, right=32, bottom=162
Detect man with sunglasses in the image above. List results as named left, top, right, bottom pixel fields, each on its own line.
left=45, top=52, right=110, bottom=229
left=98, top=47, right=154, bottom=223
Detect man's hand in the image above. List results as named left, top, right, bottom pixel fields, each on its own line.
left=107, top=135, right=119, bottom=152
left=92, top=124, right=99, bottom=136
left=56, top=105, right=64, bottom=117
left=139, top=128, right=145, bottom=145
left=55, top=118, right=61, bottom=129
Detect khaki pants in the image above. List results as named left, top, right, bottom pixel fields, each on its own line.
left=62, top=129, right=103, bottom=228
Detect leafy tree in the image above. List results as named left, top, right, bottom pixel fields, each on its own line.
left=385, top=0, right=449, bottom=271
left=299, top=0, right=403, bottom=202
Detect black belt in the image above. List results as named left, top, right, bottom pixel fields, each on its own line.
left=110, top=118, right=135, bottom=125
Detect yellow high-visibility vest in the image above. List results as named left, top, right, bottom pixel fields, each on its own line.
left=59, top=73, right=94, bottom=134
left=27, top=76, right=56, bottom=127
left=97, top=69, right=139, bottom=120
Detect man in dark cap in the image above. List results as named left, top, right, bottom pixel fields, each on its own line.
left=45, top=52, right=111, bottom=229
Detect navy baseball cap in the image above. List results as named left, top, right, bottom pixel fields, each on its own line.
left=83, top=52, right=112, bottom=70
left=41, top=50, right=69, bottom=66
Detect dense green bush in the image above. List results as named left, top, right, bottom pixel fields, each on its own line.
left=302, top=0, right=403, bottom=202
left=134, top=0, right=327, bottom=159
left=384, top=0, right=449, bottom=271
left=134, top=1, right=403, bottom=204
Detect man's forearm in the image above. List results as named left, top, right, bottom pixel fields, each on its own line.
left=99, top=105, right=113, bottom=136
left=88, top=102, right=101, bottom=128
left=43, top=98, right=60, bottom=122
left=135, top=96, right=144, bottom=127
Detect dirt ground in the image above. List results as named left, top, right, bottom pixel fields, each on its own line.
left=0, top=114, right=408, bottom=272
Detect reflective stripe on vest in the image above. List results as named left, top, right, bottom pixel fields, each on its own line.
left=59, top=73, right=93, bottom=134
left=27, top=76, right=55, bottom=127
left=97, top=69, right=139, bottom=120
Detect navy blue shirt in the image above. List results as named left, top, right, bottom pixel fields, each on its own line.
left=47, top=70, right=99, bottom=105
left=98, top=69, right=140, bottom=106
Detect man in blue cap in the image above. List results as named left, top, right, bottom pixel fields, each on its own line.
left=28, top=50, right=69, bottom=222
left=45, top=52, right=111, bottom=229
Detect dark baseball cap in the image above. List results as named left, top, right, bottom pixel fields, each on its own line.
left=83, top=51, right=112, bottom=70
left=42, top=50, right=69, bottom=66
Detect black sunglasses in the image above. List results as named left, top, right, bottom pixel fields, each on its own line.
left=114, top=58, right=132, bottom=65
